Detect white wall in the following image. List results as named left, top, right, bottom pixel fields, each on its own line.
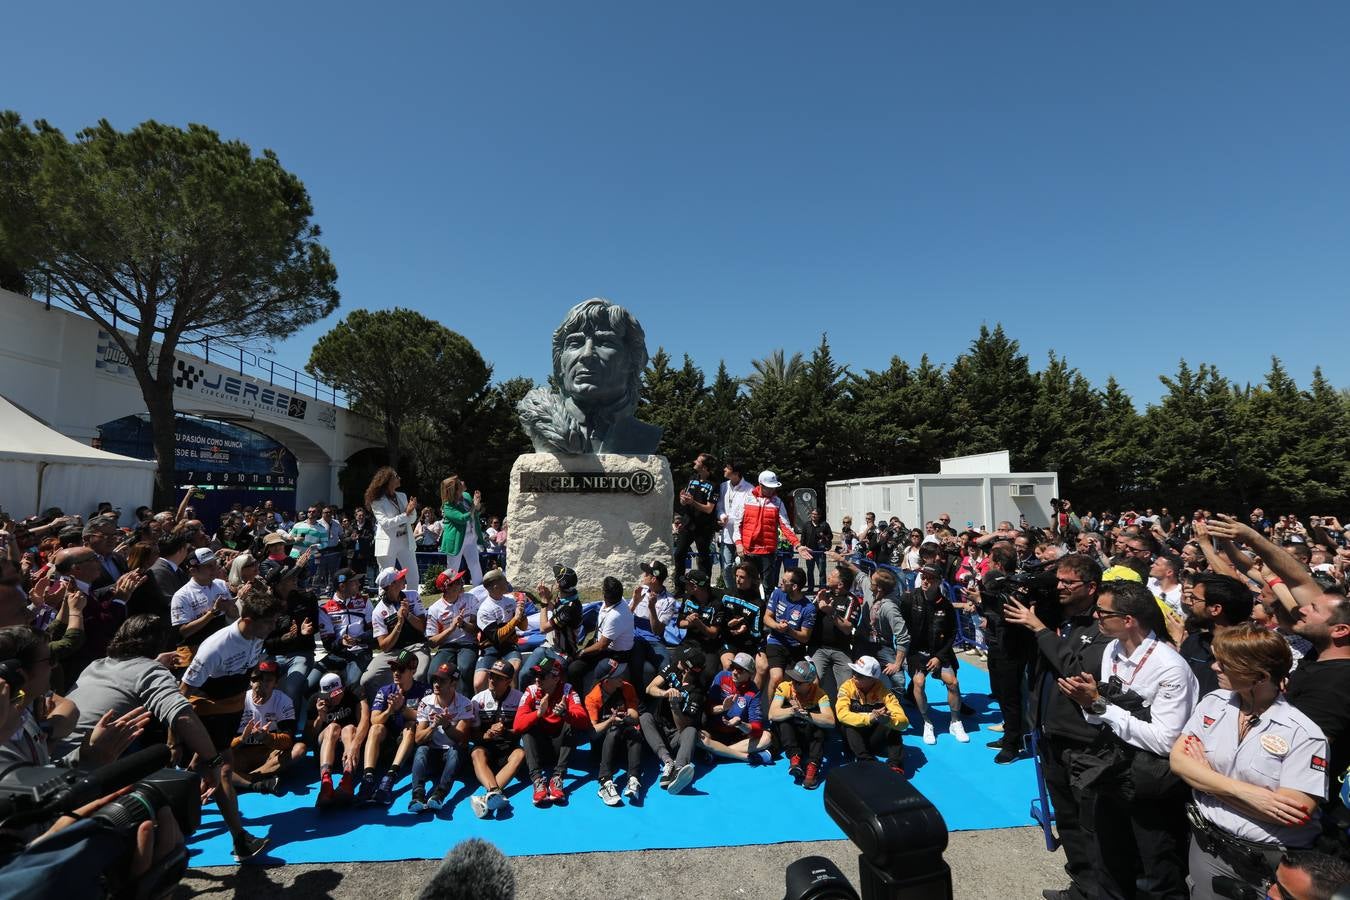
left=917, top=477, right=987, bottom=530
left=0, top=289, right=382, bottom=505
left=827, top=469, right=1059, bottom=533
left=939, top=451, right=1011, bottom=475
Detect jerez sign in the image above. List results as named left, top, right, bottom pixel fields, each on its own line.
left=518, top=471, right=655, bottom=495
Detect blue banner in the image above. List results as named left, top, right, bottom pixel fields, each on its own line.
left=98, top=415, right=298, bottom=488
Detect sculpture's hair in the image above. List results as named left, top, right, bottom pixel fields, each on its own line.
left=518, top=298, right=648, bottom=453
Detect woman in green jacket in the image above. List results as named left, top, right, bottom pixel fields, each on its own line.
left=439, top=474, right=486, bottom=586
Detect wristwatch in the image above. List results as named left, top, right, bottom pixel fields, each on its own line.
left=1088, top=696, right=1108, bottom=716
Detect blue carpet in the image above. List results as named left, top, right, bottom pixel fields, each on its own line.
left=187, top=665, right=1037, bottom=866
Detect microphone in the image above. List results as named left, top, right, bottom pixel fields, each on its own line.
left=418, top=837, right=515, bottom=900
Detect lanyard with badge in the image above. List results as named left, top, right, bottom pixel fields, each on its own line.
left=1108, top=638, right=1159, bottom=692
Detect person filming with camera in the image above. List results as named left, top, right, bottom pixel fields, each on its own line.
left=1056, top=579, right=1198, bottom=900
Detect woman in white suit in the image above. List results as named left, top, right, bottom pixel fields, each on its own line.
left=365, top=466, right=420, bottom=592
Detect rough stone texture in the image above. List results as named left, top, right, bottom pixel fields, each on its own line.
left=505, top=452, right=673, bottom=593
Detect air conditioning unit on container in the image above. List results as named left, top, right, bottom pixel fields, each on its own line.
left=1009, top=483, right=1036, bottom=498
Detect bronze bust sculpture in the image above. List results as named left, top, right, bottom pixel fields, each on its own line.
left=516, top=298, right=662, bottom=455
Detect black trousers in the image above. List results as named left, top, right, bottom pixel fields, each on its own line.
left=673, top=529, right=714, bottom=586
left=986, top=644, right=1028, bottom=746
left=1039, top=736, right=1099, bottom=900
left=597, top=724, right=644, bottom=782
left=1087, top=776, right=1190, bottom=900
left=776, top=718, right=826, bottom=764
left=842, top=723, right=902, bottom=766
left=522, top=726, right=576, bottom=780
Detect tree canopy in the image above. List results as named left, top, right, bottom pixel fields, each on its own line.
left=306, top=307, right=491, bottom=472
left=0, top=113, right=339, bottom=504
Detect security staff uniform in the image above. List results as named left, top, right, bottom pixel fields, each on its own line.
left=1179, top=692, right=1329, bottom=900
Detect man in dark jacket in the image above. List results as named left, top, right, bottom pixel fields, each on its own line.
left=1003, top=553, right=1109, bottom=900
left=799, top=508, right=833, bottom=592
left=900, top=565, right=966, bottom=745
left=148, top=533, right=191, bottom=616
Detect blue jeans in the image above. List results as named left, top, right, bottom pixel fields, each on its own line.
left=411, top=743, right=461, bottom=795
left=276, top=654, right=317, bottom=732
left=719, top=543, right=737, bottom=583
left=874, top=646, right=907, bottom=698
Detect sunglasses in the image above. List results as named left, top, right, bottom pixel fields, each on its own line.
left=1091, top=605, right=1130, bottom=620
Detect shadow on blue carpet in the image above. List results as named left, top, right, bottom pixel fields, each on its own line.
left=188, top=666, right=1036, bottom=866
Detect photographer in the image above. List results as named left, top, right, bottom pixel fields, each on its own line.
left=640, top=644, right=704, bottom=794
left=971, top=543, right=1037, bottom=764
left=1056, top=580, right=1198, bottom=900
left=1002, top=553, right=1109, bottom=900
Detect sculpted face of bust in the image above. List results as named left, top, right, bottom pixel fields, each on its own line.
left=560, top=322, right=626, bottom=407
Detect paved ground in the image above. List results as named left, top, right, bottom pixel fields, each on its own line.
left=175, top=825, right=1069, bottom=899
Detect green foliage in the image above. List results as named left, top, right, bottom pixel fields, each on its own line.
left=307, top=307, right=491, bottom=475
left=0, top=113, right=339, bottom=504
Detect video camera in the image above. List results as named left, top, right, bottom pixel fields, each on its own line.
left=0, top=745, right=201, bottom=899
left=784, top=760, right=952, bottom=900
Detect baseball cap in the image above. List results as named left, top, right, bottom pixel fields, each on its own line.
left=435, top=569, right=466, bottom=591
left=262, top=532, right=289, bottom=546
left=676, top=644, right=706, bottom=671
left=848, top=656, right=882, bottom=679
left=758, top=470, right=782, bottom=489
left=640, top=560, right=669, bottom=583
left=683, top=569, right=710, bottom=588
left=731, top=651, right=755, bottom=672
left=482, top=570, right=509, bottom=588
left=333, top=567, right=363, bottom=586
left=552, top=564, right=578, bottom=593
left=594, top=658, right=628, bottom=683
left=376, top=566, right=408, bottom=589
left=532, top=656, right=562, bottom=679
left=487, top=659, right=514, bottom=680
left=319, top=672, right=345, bottom=697
left=252, top=658, right=280, bottom=677
left=431, top=662, right=459, bottom=682
left=389, top=649, right=419, bottom=672
left=787, top=660, right=818, bottom=684
left=191, top=547, right=218, bottom=567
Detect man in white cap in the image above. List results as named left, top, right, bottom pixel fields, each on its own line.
left=835, top=655, right=908, bottom=775
left=171, top=547, right=238, bottom=650
left=732, top=470, right=813, bottom=589
left=361, top=566, right=429, bottom=701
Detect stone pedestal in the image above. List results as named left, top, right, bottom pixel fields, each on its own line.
left=505, top=453, right=673, bottom=595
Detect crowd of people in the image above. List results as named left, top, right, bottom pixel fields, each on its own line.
left=2, top=458, right=1350, bottom=900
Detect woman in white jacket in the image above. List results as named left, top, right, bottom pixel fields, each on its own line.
left=365, top=466, right=420, bottom=592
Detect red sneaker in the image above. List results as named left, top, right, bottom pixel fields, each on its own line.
left=532, top=778, right=550, bottom=807
left=788, top=755, right=803, bottom=779
left=888, top=763, right=907, bottom=779
left=548, top=774, right=566, bottom=802
left=316, top=777, right=336, bottom=808
left=336, top=773, right=356, bottom=803
left=803, top=762, right=821, bottom=790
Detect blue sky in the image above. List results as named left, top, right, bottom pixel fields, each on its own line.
left=8, top=2, right=1349, bottom=405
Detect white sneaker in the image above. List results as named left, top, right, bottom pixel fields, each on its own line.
left=949, top=720, right=970, bottom=743
left=598, top=780, right=622, bottom=807
left=486, top=789, right=507, bottom=811
left=622, top=775, right=641, bottom=800
left=922, top=721, right=936, bottom=745
left=470, top=794, right=490, bottom=819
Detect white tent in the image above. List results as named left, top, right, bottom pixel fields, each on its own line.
left=0, top=394, right=155, bottom=525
